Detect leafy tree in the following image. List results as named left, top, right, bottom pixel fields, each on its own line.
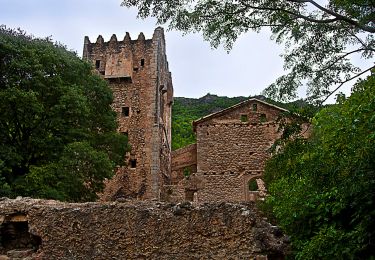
left=263, top=73, right=375, bottom=259
left=0, top=27, right=129, bottom=201
left=122, top=0, right=374, bottom=103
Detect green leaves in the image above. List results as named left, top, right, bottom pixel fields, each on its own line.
left=0, top=27, right=129, bottom=201
left=264, top=74, right=375, bottom=258
left=122, top=0, right=374, bottom=103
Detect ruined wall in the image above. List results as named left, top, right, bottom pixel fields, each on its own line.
left=83, top=28, right=173, bottom=201
left=188, top=100, right=284, bottom=202
left=0, top=198, right=289, bottom=259
left=195, top=100, right=282, bottom=174
left=171, top=144, right=197, bottom=184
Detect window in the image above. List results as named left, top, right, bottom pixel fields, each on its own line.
left=260, top=113, right=267, bottom=122
left=252, top=103, right=258, bottom=111
left=240, top=114, right=248, bottom=122
left=130, top=159, right=137, bottom=168
left=141, top=59, right=145, bottom=66
left=95, top=60, right=101, bottom=69
left=122, top=107, right=130, bottom=117
left=248, top=179, right=258, bottom=191
left=121, top=131, right=128, bottom=137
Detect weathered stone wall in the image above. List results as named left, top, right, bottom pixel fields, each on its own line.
left=0, top=198, right=289, bottom=259
left=171, top=143, right=197, bottom=184
left=188, top=100, right=285, bottom=202
left=83, top=28, right=173, bottom=201
left=195, top=100, right=282, bottom=174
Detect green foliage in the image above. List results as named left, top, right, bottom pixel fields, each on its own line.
left=122, top=0, right=374, bottom=103
left=263, top=74, right=375, bottom=259
left=0, top=27, right=129, bottom=201
left=172, top=94, right=247, bottom=150
left=172, top=94, right=310, bottom=150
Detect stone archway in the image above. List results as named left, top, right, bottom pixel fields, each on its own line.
left=243, top=174, right=265, bottom=201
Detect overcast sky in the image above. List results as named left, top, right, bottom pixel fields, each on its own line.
left=1, top=0, right=366, bottom=101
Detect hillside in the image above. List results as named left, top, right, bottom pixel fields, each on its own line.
left=171, top=93, right=310, bottom=150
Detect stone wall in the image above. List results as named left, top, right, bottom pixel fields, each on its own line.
left=188, top=100, right=285, bottom=202
left=83, top=28, right=173, bottom=201
left=0, top=198, right=289, bottom=259
left=171, top=144, right=197, bottom=184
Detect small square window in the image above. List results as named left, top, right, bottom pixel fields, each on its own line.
left=122, top=107, right=130, bottom=117
left=240, top=114, right=248, bottom=122
left=130, top=159, right=137, bottom=168
left=252, top=103, right=258, bottom=111
left=260, top=113, right=267, bottom=122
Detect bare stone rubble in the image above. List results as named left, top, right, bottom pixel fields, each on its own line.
left=0, top=197, right=289, bottom=259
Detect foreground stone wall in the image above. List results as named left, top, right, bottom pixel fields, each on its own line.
left=0, top=198, right=289, bottom=259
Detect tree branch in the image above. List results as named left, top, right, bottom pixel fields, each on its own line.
left=320, top=66, right=375, bottom=104
left=304, top=0, right=375, bottom=33
left=312, top=48, right=368, bottom=73
left=239, top=1, right=339, bottom=25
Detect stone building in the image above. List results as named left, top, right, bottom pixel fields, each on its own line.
left=82, top=27, right=173, bottom=200
left=169, top=98, right=308, bottom=203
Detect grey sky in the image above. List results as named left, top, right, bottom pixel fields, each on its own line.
left=1, top=0, right=365, bottom=100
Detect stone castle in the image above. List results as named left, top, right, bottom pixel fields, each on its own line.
left=0, top=28, right=293, bottom=259
left=83, top=27, right=173, bottom=201
left=83, top=28, right=307, bottom=203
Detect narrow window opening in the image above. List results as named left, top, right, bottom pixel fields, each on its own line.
left=130, top=159, right=137, bottom=168
left=260, top=113, right=267, bottom=122
left=252, top=103, right=258, bottom=111
left=240, top=114, right=248, bottom=122
left=122, top=107, right=130, bottom=117
left=95, top=60, right=101, bottom=69
left=133, top=67, right=138, bottom=72
left=248, top=179, right=259, bottom=191
left=141, top=59, right=145, bottom=66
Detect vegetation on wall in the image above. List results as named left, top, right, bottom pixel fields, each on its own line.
left=0, top=27, right=129, bottom=202
left=263, top=74, right=375, bottom=259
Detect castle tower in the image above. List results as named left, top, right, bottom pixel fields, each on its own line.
left=83, top=28, right=173, bottom=200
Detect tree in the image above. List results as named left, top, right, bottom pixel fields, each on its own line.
left=122, top=0, right=374, bottom=103
left=263, top=73, right=375, bottom=259
left=0, top=27, right=129, bottom=201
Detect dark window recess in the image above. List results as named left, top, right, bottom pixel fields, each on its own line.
left=240, top=114, right=248, bottom=122
left=133, top=67, right=138, bottom=72
left=0, top=220, right=41, bottom=252
left=252, top=103, right=258, bottom=111
left=141, top=59, right=145, bottom=66
left=121, top=131, right=128, bottom=137
left=260, top=113, right=267, bottom=122
left=248, top=179, right=258, bottom=191
left=95, top=60, right=101, bottom=69
left=122, top=107, right=130, bottom=117
left=130, top=159, right=137, bottom=168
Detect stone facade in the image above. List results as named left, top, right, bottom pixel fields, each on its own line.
left=0, top=198, right=289, bottom=259
left=171, top=98, right=308, bottom=203
left=83, top=28, right=173, bottom=201
left=170, top=143, right=197, bottom=184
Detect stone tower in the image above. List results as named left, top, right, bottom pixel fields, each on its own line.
left=83, top=27, right=173, bottom=200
